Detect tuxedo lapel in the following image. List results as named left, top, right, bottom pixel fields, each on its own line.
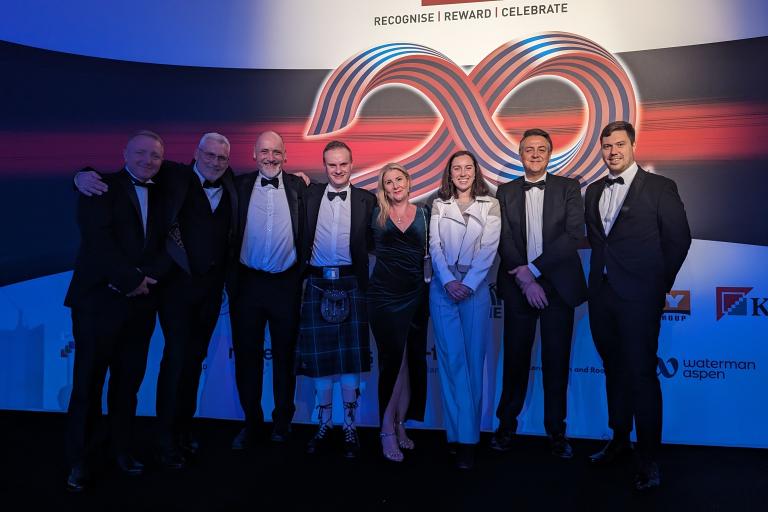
left=284, top=174, right=300, bottom=245
left=222, top=171, right=238, bottom=236
left=117, top=170, right=144, bottom=239
left=516, top=180, right=527, bottom=251
left=591, top=178, right=608, bottom=239
left=350, top=186, right=366, bottom=239
left=237, top=173, right=257, bottom=242
left=541, top=175, right=558, bottom=246
left=306, top=184, right=324, bottom=239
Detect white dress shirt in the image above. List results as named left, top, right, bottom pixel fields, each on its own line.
left=239, top=172, right=296, bottom=272
left=599, top=162, right=638, bottom=235
left=192, top=163, right=223, bottom=212
left=524, top=174, right=546, bottom=278
left=310, top=184, right=352, bottom=266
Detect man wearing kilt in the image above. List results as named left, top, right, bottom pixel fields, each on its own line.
left=297, top=140, right=376, bottom=459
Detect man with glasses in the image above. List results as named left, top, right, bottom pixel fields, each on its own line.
left=74, top=133, right=238, bottom=468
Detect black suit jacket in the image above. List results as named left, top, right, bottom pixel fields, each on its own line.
left=65, top=169, right=170, bottom=310
left=496, top=174, right=587, bottom=308
left=303, top=183, right=375, bottom=290
left=227, top=171, right=306, bottom=296
left=160, top=160, right=238, bottom=275
left=584, top=167, right=691, bottom=301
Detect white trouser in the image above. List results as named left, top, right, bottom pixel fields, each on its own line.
left=429, top=279, right=490, bottom=444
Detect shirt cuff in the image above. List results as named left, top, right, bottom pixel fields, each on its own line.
left=528, top=263, right=541, bottom=278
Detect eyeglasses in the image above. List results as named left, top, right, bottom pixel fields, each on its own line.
left=199, top=148, right=230, bottom=163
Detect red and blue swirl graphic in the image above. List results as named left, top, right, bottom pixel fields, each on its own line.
left=307, top=32, right=637, bottom=198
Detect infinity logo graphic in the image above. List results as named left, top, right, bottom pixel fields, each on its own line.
left=307, top=32, right=637, bottom=198
left=657, top=357, right=679, bottom=378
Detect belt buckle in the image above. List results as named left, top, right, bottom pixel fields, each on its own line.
left=322, top=266, right=340, bottom=280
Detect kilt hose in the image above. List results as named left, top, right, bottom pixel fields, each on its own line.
left=296, top=275, right=371, bottom=378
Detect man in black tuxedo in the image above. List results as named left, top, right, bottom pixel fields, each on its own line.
left=229, top=130, right=307, bottom=449
left=74, top=133, right=239, bottom=468
left=585, top=121, right=691, bottom=491
left=297, top=140, right=375, bottom=459
left=492, top=128, right=587, bottom=458
left=65, top=131, right=170, bottom=492
left=152, top=133, right=238, bottom=467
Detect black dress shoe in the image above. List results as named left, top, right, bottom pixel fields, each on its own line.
left=231, top=427, right=252, bottom=451
left=490, top=427, right=515, bottom=452
left=115, top=454, right=144, bottom=476
left=66, top=465, right=88, bottom=492
left=455, top=443, right=476, bottom=470
left=306, top=424, right=334, bottom=455
left=447, top=442, right=458, bottom=455
left=342, top=426, right=361, bottom=459
left=589, top=439, right=633, bottom=465
left=549, top=433, right=574, bottom=459
left=634, top=461, right=661, bottom=492
left=157, top=450, right=186, bottom=470
left=178, top=433, right=200, bottom=456
left=270, top=424, right=292, bottom=444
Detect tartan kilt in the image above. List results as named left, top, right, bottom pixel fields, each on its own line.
left=296, top=275, right=371, bottom=378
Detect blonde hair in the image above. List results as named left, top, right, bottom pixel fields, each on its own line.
left=376, top=163, right=411, bottom=227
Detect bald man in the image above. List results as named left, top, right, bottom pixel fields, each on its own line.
left=228, top=131, right=307, bottom=449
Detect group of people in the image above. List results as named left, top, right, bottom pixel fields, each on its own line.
left=65, top=120, right=691, bottom=494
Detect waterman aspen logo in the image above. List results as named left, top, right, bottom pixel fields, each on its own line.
left=658, top=356, right=757, bottom=381
left=715, top=286, right=767, bottom=320
left=662, top=290, right=690, bottom=321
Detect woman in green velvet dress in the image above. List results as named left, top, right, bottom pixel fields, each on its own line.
left=368, top=163, right=430, bottom=463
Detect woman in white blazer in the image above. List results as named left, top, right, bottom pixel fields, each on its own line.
left=429, top=150, right=501, bottom=469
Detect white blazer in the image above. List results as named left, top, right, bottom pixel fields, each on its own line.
left=429, top=195, right=501, bottom=291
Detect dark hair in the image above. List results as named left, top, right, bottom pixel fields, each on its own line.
left=323, top=140, right=353, bottom=162
left=519, top=128, right=553, bottom=153
left=437, top=150, right=490, bottom=200
left=600, top=121, right=635, bottom=144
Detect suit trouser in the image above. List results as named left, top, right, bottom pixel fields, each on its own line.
left=429, top=279, right=490, bottom=444
left=66, top=304, right=156, bottom=466
left=229, top=264, right=301, bottom=433
left=588, top=279, right=664, bottom=458
left=156, top=270, right=224, bottom=450
left=496, top=283, right=574, bottom=435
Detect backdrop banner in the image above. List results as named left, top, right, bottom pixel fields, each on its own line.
left=1, top=0, right=766, bottom=448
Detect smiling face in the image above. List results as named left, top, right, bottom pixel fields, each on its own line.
left=253, top=131, right=285, bottom=178
left=194, top=137, right=230, bottom=182
left=123, top=134, right=164, bottom=181
left=520, top=134, right=551, bottom=180
left=323, top=147, right=353, bottom=190
left=450, top=154, right=476, bottom=195
left=601, top=129, right=636, bottom=175
left=382, top=168, right=409, bottom=204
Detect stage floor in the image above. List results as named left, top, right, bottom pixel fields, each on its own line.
left=1, top=410, right=765, bottom=511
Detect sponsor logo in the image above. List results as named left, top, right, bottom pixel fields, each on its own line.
left=658, top=356, right=757, bottom=381
left=662, top=290, right=690, bottom=321
left=716, top=287, right=767, bottom=320
left=656, top=357, right=679, bottom=378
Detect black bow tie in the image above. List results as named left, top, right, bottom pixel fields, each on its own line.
left=130, top=178, right=154, bottom=188
left=261, top=176, right=279, bottom=188
left=202, top=179, right=222, bottom=189
left=522, top=180, right=545, bottom=191
left=327, top=190, right=347, bottom=201
left=605, top=176, right=625, bottom=187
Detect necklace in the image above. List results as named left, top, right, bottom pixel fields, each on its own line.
left=392, top=205, right=408, bottom=224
